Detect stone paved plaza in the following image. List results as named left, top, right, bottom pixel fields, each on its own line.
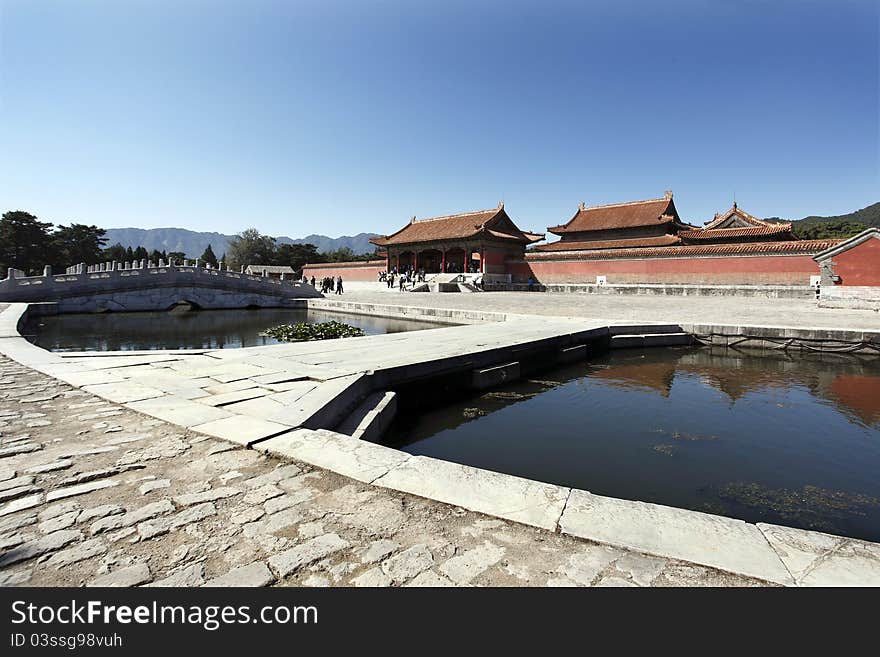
left=0, top=354, right=763, bottom=587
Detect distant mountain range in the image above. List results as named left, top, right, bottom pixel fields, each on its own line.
left=102, top=227, right=382, bottom=258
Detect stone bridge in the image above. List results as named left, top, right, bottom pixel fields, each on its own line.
left=0, top=262, right=321, bottom=312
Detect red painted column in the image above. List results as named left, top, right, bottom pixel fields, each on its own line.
left=395, top=253, right=400, bottom=272
left=414, top=251, right=419, bottom=272
left=441, top=250, right=446, bottom=273
left=481, top=247, right=486, bottom=273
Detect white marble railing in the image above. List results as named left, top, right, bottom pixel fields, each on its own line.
left=0, top=261, right=312, bottom=302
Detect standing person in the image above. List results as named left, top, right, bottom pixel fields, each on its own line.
left=310, top=276, right=316, bottom=287
left=528, top=276, right=535, bottom=291
left=335, top=275, right=343, bottom=294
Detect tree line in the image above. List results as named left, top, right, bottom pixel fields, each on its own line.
left=0, top=211, right=379, bottom=278
left=791, top=220, right=869, bottom=240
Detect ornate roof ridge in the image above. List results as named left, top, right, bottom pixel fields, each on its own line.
left=412, top=206, right=502, bottom=224
left=703, top=204, right=786, bottom=229
left=575, top=196, right=669, bottom=213
left=680, top=224, right=792, bottom=234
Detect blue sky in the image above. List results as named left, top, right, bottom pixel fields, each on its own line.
left=1, top=0, right=877, bottom=238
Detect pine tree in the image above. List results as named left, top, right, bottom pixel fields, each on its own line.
left=200, top=244, right=219, bottom=267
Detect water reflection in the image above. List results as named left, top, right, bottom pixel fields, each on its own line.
left=383, top=347, right=880, bottom=541
left=25, top=308, right=447, bottom=352
left=590, top=348, right=880, bottom=428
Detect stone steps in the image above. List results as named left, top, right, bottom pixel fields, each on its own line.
left=610, top=332, right=693, bottom=348
left=266, top=373, right=370, bottom=431
left=335, top=391, right=397, bottom=441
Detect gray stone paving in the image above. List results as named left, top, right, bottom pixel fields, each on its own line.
left=0, top=355, right=765, bottom=587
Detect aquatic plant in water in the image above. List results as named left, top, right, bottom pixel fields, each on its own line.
left=717, top=481, right=880, bottom=532
left=261, top=321, right=365, bottom=342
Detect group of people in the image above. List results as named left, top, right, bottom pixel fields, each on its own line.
left=378, top=266, right=426, bottom=284
left=316, top=275, right=344, bottom=294
left=379, top=266, right=426, bottom=291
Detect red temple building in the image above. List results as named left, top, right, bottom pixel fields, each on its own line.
left=532, top=192, right=798, bottom=253
left=369, top=202, right=544, bottom=275
left=518, top=192, right=837, bottom=286
left=536, top=191, right=687, bottom=252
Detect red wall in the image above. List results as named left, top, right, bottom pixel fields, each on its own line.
left=301, top=253, right=830, bottom=286
left=302, top=260, right=385, bottom=282
left=515, top=254, right=821, bottom=285
left=483, top=250, right=509, bottom=274
left=831, top=238, right=880, bottom=286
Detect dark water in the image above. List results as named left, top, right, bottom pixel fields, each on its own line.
left=383, top=347, right=880, bottom=541
left=25, top=308, right=446, bottom=351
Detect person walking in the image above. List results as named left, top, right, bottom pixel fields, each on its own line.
left=335, top=275, right=343, bottom=294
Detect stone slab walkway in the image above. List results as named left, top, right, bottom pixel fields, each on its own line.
left=0, top=355, right=762, bottom=587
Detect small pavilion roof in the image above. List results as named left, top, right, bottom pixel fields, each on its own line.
left=245, top=264, right=295, bottom=274
left=701, top=203, right=792, bottom=230
left=370, top=204, right=543, bottom=247
left=678, top=203, right=794, bottom=242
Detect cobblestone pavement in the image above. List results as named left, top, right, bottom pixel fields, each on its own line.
left=0, top=355, right=766, bottom=587
left=337, top=284, right=880, bottom=330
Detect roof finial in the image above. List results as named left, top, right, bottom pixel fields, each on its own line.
left=498, top=200, right=504, bottom=209
left=411, top=215, right=416, bottom=223
left=578, top=201, right=586, bottom=211
left=664, top=189, right=673, bottom=200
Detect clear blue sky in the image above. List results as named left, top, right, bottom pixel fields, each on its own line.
left=1, top=0, right=877, bottom=238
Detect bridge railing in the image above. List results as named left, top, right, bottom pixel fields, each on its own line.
left=0, top=261, right=316, bottom=302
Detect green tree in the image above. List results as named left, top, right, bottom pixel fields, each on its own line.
left=125, top=246, right=134, bottom=262
left=0, top=210, right=54, bottom=277
left=277, top=243, right=322, bottom=270
left=167, top=251, right=186, bottom=264
left=134, top=246, right=149, bottom=261
left=226, top=228, right=277, bottom=269
left=102, top=243, right=128, bottom=262
left=51, top=223, right=107, bottom=269
left=319, top=247, right=381, bottom=262
left=199, top=244, right=219, bottom=267
left=793, top=220, right=868, bottom=240
left=148, top=249, right=167, bottom=263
